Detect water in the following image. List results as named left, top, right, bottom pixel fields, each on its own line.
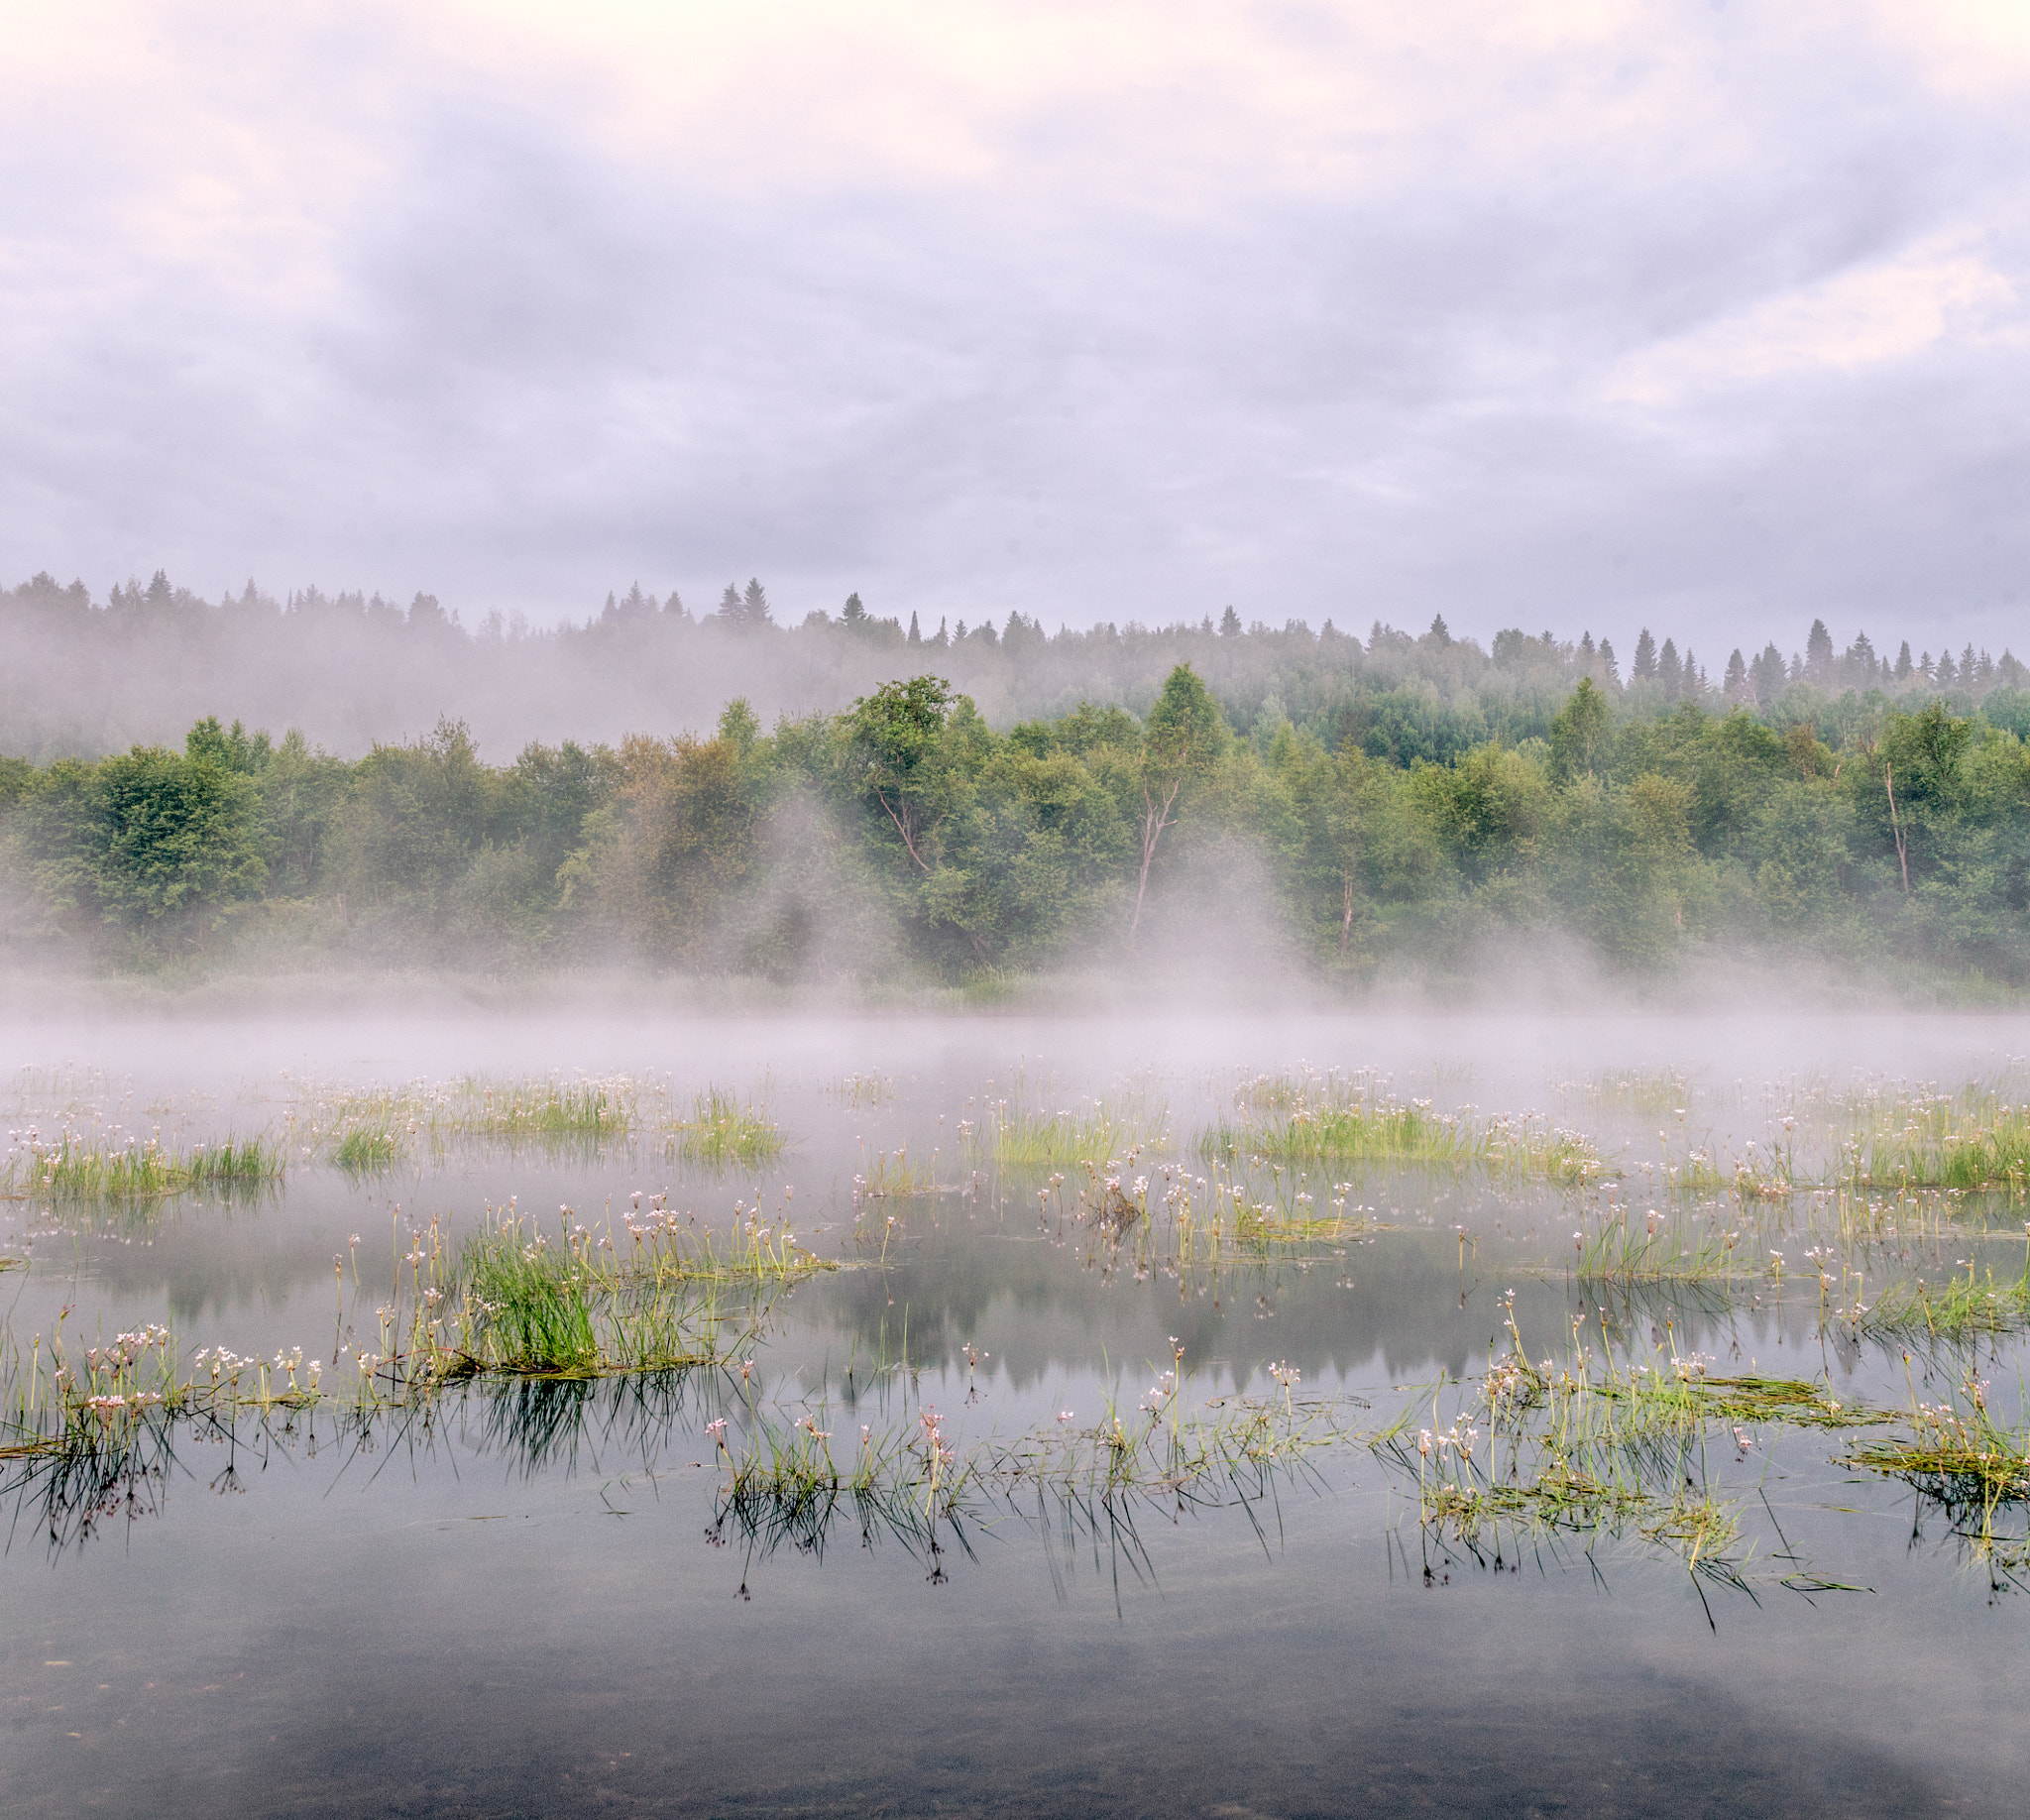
left=5, top=1009, right=2029, bottom=1816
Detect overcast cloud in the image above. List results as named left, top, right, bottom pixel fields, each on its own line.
left=4, top=0, right=2027, bottom=655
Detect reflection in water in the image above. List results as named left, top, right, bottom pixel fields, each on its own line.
left=6, top=1015, right=2030, bottom=1815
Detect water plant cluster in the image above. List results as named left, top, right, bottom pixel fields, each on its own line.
left=1200, top=1069, right=1606, bottom=1188
left=1, top=1121, right=284, bottom=1198
left=1379, top=1308, right=1897, bottom=1613
left=11, top=1056, right=2030, bottom=1608
left=298, top=1074, right=783, bottom=1171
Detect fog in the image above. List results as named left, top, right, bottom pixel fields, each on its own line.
left=10, top=14, right=2030, bottom=1815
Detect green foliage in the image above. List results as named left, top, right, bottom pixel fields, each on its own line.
left=3, top=682, right=2029, bottom=988
left=1548, top=677, right=1613, bottom=781
left=16, top=741, right=266, bottom=936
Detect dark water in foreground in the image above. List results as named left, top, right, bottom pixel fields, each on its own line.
left=4, top=1010, right=2029, bottom=1817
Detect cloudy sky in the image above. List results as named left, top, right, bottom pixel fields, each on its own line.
left=5, top=0, right=2028, bottom=654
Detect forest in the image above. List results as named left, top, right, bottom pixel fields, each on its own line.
left=4, top=565, right=2027, bottom=767
left=3, top=626, right=2027, bottom=992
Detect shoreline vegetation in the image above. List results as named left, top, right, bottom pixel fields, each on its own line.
left=2, top=592, right=2027, bottom=1000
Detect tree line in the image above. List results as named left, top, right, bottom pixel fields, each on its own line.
left=2, top=665, right=2025, bottom=991
left=5, top=565, right=2025, bottom=773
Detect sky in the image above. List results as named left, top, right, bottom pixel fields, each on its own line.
left=4, top=0, right=2028, bottom=656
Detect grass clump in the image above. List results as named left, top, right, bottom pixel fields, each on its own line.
left=852, top=1143, right=949, bottom=1200
left=828, top=1073, right=897, bottom=1108
left=2, top=1123, right=285, bottom=1199
left=1565, top=1202, right=1756, bottom=1284
left=1577, top=1070, right=1692, bottom=1116
left=709, top=1356, right=1350, bottom=1555
left=1848, top=1373, right=2030, bottom=1579
left=1202, top=1071, right=1609, bottom=1186
left=1838, top=1082, right=2030, bottom=1194
left=1376, top=1308, right=1882, bottom=1606
left=1203, top=1069, right=1482, bottom=1168
left=1484, top=1112, right=1611, bottom=1187
left=979, top=1092, right=1169, bottom=1168
left=453, top=1076, right=636, bottom=1137
left=357, top=1199, right=838, bottom=1387
left=308, top=1073, right=648, bottom=1167
left=664, top=1087, right=786, bottom=1166
left=1858, top=1253, right=2030, bottom=1343
left=331, top=1125, right=402, bottom=1171
left=2, top=1317, right=320, bottom=1467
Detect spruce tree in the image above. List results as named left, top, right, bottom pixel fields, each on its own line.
left=1806, top=618, right=1835, bottom=681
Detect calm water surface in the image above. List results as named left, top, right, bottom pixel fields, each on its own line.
left=4, top=1009, right=2028, bottom=1816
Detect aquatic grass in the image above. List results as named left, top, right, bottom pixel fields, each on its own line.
left=710, top=1366, right=1352, bottom=1552
left=1566, top=1202, right=1756, bottom=1284
left=454, top=1220, right=604, bottom=1374
left=1848, top=1372, right=2030, bottom=1579
left=1, top=1123, right=287, bottom=1199
left=306, top=1072, right=649, bottom=1165
left=827, top=1073, right=898, bottom=1107
left=1206, top=1100, right=1484, bottom=1166
left=1576, top=1070, right=1693, bottom=1116
left=1206, top=1069, right=1483, bottom=1167
left=1837, top=1082, right=2030, bottom=1195
left=1204, top=1071, right=1609, bottom=1187
left=852, top=1142, right=949, bottom=1200
left=1088, top=1161, right=1393, bottom=1283
left=1378, top=1308, right=1883, bottom=1607
left=707, top=1407, right=968, bottom=1567
left=331, top=1124, right=403, bottom=1171
left=1483, top=1111, right=1611, bottom=1187
left=663, top=1086, right=786, bottom=1166
left=980, top=1092, right=1170, bottom=1168
left=450, top=1075, right=637, bottom=1137
left=365, top=1198, right=840, bottom=1387
left=1858, top=1251, right=2030, bottom=1343
left=2, top=1315, right=322, bottom=1470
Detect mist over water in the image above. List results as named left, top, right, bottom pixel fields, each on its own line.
left=10, top=3, right=2030, bottom=1811
left=5, top=1002, right=2030, bottom=1815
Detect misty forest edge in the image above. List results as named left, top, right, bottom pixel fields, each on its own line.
left=3, top=570, right=2029, bottom=992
